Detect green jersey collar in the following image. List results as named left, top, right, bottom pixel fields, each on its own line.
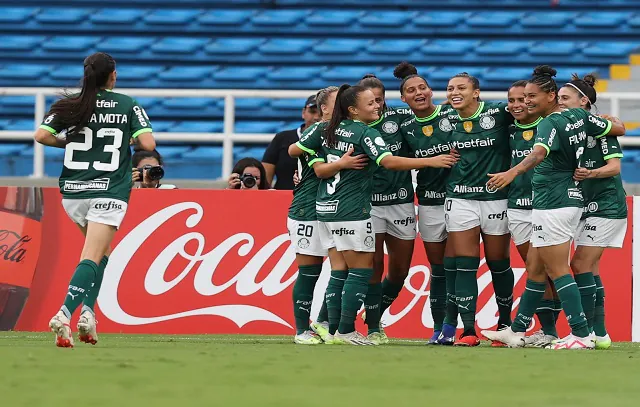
left=415, top=105, right=442, bottom=123
left=514, top=116, right=542, bottom=129
left=459, top=101, right=484, bottom=120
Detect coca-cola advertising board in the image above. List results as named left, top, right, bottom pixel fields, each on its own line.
left=2, top=187, right=637, bottom=341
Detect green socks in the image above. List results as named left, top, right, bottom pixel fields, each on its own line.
left=535, top=299, right=558, bottom=337
left=317, top=298, right=329, bottom=324
left=81, top=255, right=108, bottom=316
left=487, top=259, right=514, bottom=328
left=292, top=264, right=322, bottom=334
left=364, top=282, right=382, bottom=334
left=574, top=272, right=597, bottom=332
left=553, top=299, right=562, bottom=322
left=325, top=270, right=347, bottom=335
left=512, top=280, right=546, bottom=333
left=338, top=268, right=374, bottom=334
left=593, top=275, right=607, bottom=337
left=443, top=256, right=458, bottom=326
left=61, top=260, right=99, bottom=319
left=430, top=264, right=446, bottom=332
left=554, top=274, right=590, bottom=338
left=380, top=277, right=404, bottom=315
left=455, top=256, right=480, bottom=336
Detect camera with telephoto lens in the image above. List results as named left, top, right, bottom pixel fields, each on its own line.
left=137, top=164, right=165, bottom=181
left=239, top=173, right=257, bottom=188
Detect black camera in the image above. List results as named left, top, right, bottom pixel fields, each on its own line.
left=240, top=173, right=257, bottom=188
left=137, top=164, right=165, bottom=181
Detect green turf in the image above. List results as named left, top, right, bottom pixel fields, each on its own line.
left=1, top=332, right=639, bottom=407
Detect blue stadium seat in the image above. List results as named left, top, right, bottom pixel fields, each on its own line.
left=158, top=66, right=215, bottom=81
left=0, top=64, right=51, bottom=80
left=153, top=146, right=191, bottom=159
left=236, top=98, right=272, bottom=112
left=467, top=11, right=521, bottom=27
left=243, top=146, right=267, bottom=160
left=252, top=10, right=309, bottom=27
left=50, top=65, right=84, bottom=81
left=627, top=128, right=640, bottom=136
left=429, top=66, right=484, bottom=82
left=172, top=121, right=223, bottom=133
left=475, top=41, right=529, bottom=56
left=315, top=39, right=368, bottom=55
left=574, top=12, right=627, bottom=28
left=261, top=39, right=316, bottom=55
left=360, top=11, right=411, bottom=27
left=149, top=121, right=176, bottom=133
left=521, top=12, right=574, bottom=27
left=414, top=11, right=462, bottom=28
left=91, top=8, right=146, bottom=25
left=162, top=98, right=215, bottom=110
left=321, top=66, right=381, bottom=82
left=197, top=9, right=255, bottom=26
left=150, top=38, right=209, bottom=54
left=7, top=119, right=33, bottom=130
left=482, top=67, right=534, bottom=82
left=179, top=146, right=224, bottom=179
left=0, top=7, right=36, bottom=23
left=422, top=40, right=479, bottom=56
left=270, top=98, right=307, bottom=112
left=629, top=14, right=640, bottom=28
left=583, top=42, right=640, bottom=58
left=554, top=67, right=601, bottom=82
left=368, top=39, right=425, bottom=56
left=204, top=38, right=264, bottom=55
left=529, top=41, right=579, bottom=57
left=213, top=66, right=269, bottom=81
left=304, top=10, right=362, bottom=27
left=35, top=8, right=90, bottom=24
left=235, top=121, right=284, bottom=133
left=267, top=67, right=323, bottom=82
left=101, top=37, right=157, bottom=54
left=0, top=35, right=45, bottom=51
left=144, top=9, right=200, bottom=26
left=42, top=36, right=100, bottom=52
left=116, top=65, right=164, bottom=81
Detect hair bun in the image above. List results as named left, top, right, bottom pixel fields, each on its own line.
left=533, top=65, right=557, bottom=78
left=361, top=74, right=377, bottom=80
left=393, top=61, right=418, bottom=80
left=582, top=73, right=597, bottom=87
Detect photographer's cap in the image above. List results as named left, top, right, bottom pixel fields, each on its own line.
left=304, top=95, right=317, bottom=109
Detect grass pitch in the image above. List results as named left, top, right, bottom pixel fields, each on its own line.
left=0, top=332, right=638, bottom=407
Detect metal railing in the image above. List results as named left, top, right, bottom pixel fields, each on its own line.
left=1, top=87, right=638, bottom=179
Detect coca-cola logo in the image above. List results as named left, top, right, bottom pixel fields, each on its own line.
left=0, top=230, right=31, bottom=264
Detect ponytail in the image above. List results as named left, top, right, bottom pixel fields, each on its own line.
left=324, top=84, right=367, bottom=147
left=47, top=52, right=116, bottom=137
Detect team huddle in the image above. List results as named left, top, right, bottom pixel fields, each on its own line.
left=287, top=63, right=627, bottom=350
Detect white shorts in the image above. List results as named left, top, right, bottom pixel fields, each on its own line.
left=507, top=208, right=532, bottom=246
left=574, top=217, right=627, bottom=248
left=62, top=198, right=128, bottom=229
left=444, top=198, right=509, bottom=235
left=287, top=218, right=328, bottom=257
left=370, top=203, right=417, bottom=240
left=318, top=219, right=375, bottom=252
left=531, top=207, right=582, bottom=248
left=418, top=204, right=447, bottom=243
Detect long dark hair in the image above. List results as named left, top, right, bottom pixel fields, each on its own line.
left=47, top=52, right=116, bottom=137
left=358, top=74, right=387, bottom=112
left=132, top=149, right=164, bottom=167
left=231, top=157, right=270, bottom=190
left=565, top=73, right=598, bottom=111
left=324, top=84, right=367, bottom=148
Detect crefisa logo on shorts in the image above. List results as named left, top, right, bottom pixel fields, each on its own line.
left=332, top=228, right=355, bottom=236
left=94, top=201, right=124, bottom=211
left=364, top=236, right=374, bottom=248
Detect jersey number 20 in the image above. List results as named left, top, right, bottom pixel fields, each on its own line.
left=64, top=127, right=124, bottom=171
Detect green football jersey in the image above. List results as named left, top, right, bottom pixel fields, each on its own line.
left=400, top=105, right=455, bottom=206
left=581, top=135, right=626, bottom=219
left=446, top=101, right=512, bottom=201
left=40, top=90, right=152, bottom=203
left=369, top=107, right=414, bottom=206
left=296, top=119, right=391, bottom=222
left=288, top=122, right=325, bottom=221
left=532, top=108, right=612, bottom=210
left=508, top=117, right=542, bottom=210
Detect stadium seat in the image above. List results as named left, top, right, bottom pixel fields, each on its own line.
left=314, top=39, right=369, bottom=56
left=116, top=65, right=164, bottom=81
left=360, top=11, right=411, bottom=27
left=529, top=41, right=579, bottom=57
left=148, top=121, right=176, bottom=133
left=304, top=10, right=362, bottom=27
left=158, top=66, right=215, bottom=82
left=197, top=9, right=255, bottom=26
left=321, top=66, right=381, bottom=82
left=0, top=7, right=36, bottom=23
left=0, top=35, right=45, bottom=51
left=235, top=121, right=284, bottom=134
left=143, top=9, right=200, bottom=26
left=521, top=12, right=574, bottom=27
left=171, top=121, right=223, bottom=133
left=35, top=8, right=89, bottom=24
left=267, top=67, right=323, bottom=82
left=252, top=10, right=309, bottom=27
left=101, top=37, right=157, bottom=54
left=476, top=41, right=530, bottom=56
left=0, top=64, right=51, bottom=80
left=270, top=98, right=307, bottom=113
left=213, top=66, right=270, bottom=81
left=583, top=42, right=640, bottom=58
left=91, top=8, right=146, bottom=25
left=414, top=11, right=462, bottom=28
left=421, top=40, right=479, bottom=56
left=204, top=38, right=264, bottom=55
left=50, top=65, right=84, bottom=81
left=261, top=39, right=317, bottom=55
left=179, top=146, right=224, bottom=179
left=151, top=38, right=209, bottom=55
left=574, top=12, right=627, bottom=28
left=467, top=12, right=521, bottom=27
left=368, top=39, right=425, bottom=56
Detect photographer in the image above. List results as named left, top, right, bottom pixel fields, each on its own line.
left=132, top=149, right=177, bottom=189
left=227, top=157, right=270, bottom=190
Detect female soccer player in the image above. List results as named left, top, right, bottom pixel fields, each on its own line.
left=357, top=74, right=415, bottom=344
left=288, top=86, right=369, bottom=345
left=393, top=62, right=457, bottom=344
left=444, top=72, right=516, bottom=346
left=289, top=84, right=457, bottom=345
left=34, top=52, right=156, bottom=347
left=506, top=81, right=561, bottom=348
left=482, top=65, right=625, bottom=350
left=560, top=74, right=626, bottom=350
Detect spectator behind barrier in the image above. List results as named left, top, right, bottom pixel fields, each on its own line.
left=262, top=95, right=321, bottom=190
left=227, top=157, right=271, bottom=190
left=132, top=149, right=177, bottom=189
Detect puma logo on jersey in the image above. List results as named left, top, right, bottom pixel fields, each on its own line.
left=96, top=100, right=118, bottom=108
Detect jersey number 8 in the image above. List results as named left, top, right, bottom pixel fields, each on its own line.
left=64, top=127, right=124, bottom=172
left=326, top=153, right=341, bottom=195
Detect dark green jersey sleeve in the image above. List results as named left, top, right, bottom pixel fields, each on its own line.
left=360, top=128, right=391, bottom=165
left=586, top=112, right=612, bottom=139
left=39, top=113, right=66, bottom=135
left=533, top=118, right=557, bottom=156
left=296, top=122, right=323, bottom=155
left=601, top=136, right=623, bottom=161
left=129, top=100, right=153, bottom=139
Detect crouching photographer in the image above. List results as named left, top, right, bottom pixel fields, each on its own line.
left=132, top=149, right=177, bottom=189
left=227, top=157, right=271, bottom=190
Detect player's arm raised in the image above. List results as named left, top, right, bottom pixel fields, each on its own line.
left=312, top=147, right=368, bottom=179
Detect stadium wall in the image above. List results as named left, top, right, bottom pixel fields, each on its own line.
left=1, top=187, right=638, bottom=342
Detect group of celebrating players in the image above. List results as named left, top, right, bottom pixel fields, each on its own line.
left=287, top=62, right=627, bottom=350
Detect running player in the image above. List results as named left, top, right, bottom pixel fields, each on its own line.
left=357, top=74, right=415, bottom=344
left=444, top=72, right=516, bottom=346
left=393, top=62, right=457, bottom=344
left=506, top=81, right=561, bottom=347
left=482, top=65, right=625, bottom=349
left=560, top=74, right=626, bottom=350
left=34, top=52, right=156, bottom=347
left=289, top=84, right=457, bottom=345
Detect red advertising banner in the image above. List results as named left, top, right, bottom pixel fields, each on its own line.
left=6, top=188, right=634, bottom=341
